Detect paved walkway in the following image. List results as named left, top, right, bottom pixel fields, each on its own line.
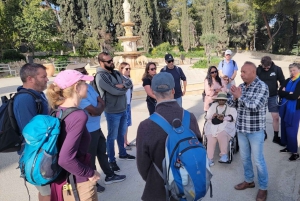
left=0, top=53, right=300, bottom=201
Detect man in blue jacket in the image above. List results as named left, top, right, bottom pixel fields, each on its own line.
left=13, top=63, right=50, bottom=201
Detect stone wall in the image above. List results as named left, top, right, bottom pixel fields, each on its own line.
left=0, top=57, right=99, bottom=78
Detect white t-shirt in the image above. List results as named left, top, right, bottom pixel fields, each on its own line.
left=124, top=76, right=132, bottom=105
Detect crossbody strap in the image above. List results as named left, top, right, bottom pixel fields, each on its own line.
left=216, top=104, right=227, bottom=115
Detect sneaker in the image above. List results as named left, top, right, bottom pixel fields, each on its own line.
left=289, top=153, right=300, bottom=161
left=272, top=137, right=285, bottom=146
left=208, top=159, right=214, bottom=167
left=218, top=154, right=229, bottom=163
left=279, top=148, right=290, bottom=153
left=104, top=173, right=126, bottom=185
left=96, top=183, right=105, bottom=193
left=109, top=162, right=120, bottom=172
left=119, top=154, right=135, bottom=160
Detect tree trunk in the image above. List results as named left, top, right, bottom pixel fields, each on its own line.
left=262, top=12, right=273, bottom=52
left=266, top=39, right=273, bottom=52
left=72, top=44, right=76, bottom=54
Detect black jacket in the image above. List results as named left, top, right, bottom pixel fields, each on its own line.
left=278, top=78, right=300, bottom=110
left=257, top=62, right=285, bottom=97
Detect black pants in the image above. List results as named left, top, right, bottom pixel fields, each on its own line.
left=89, top=128, right=114, bottom=177
left=146, top=99, right=156, bottom=115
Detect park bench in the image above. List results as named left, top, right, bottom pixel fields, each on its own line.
left=53, top=61, right=76, bottom=72
left=0, top=64, right=17, bottom=76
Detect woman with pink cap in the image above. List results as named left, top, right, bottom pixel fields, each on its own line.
left=47, top=70, right=100, bottom=201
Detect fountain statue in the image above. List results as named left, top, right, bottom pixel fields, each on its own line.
left=114, top=0, right=144, bottom=69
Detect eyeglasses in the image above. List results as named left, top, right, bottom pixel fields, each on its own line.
left=210, top=71, right=217, bottom=74
left=101, top=59, right=113, bottom=64
left=125, top=68, right=131, bottom=71
left=167, top=60, right=174, bottom=63
left=150, top=68, right=157, bottom=71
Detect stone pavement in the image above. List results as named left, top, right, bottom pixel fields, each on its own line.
left=0, top=52, right=300, bottom=201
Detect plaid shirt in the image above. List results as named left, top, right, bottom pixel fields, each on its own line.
left=227, top=77, right=269, bottom=133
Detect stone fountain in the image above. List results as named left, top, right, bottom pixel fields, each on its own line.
left=114, top=0, right=144, bottom=69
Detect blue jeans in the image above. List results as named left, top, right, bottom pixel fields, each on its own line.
left=105, top=111, right=127, bottom=162
left=238, top=130, right=268, bottom=190
left=175, top=97, right=182, bottom=107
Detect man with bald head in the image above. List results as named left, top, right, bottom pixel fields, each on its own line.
left=227, top=61, right=269, bottom=201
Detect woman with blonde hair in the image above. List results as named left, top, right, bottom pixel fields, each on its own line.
left=118, top=62, right=134, bottom=150
left=142, top=62, right=157, bottom=115
left=47, top=70, right=100, bottom=201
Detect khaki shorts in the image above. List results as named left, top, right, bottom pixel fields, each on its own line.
left=35, top=185, right=51, bottom=196
left=63, top=180, right=97, bottom=201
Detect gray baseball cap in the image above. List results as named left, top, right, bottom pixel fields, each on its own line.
left=151, top=72, right=175, bottom=92
left=66, top=63, right=87, bottom=70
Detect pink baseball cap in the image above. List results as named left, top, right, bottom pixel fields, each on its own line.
left=54, top=70, right=94, bottom=89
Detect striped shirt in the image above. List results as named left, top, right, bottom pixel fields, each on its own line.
left=227, top=77, right=269, bottom=133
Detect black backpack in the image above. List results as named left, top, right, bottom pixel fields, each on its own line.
left=0, top=90, right=42, bottom=152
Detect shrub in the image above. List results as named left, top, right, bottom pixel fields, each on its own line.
left=192, top=59, right=207, bottom=68
left=192, top=56, right=221, bottom=69
left=2, top=50, right=26, bottom=61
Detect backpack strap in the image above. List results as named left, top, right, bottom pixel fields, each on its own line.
left=181, top=110, right=191, bottom=128
left=162, top=65, right=181, bottom=77
left=60, top=107, right=80, bottom=121
left=149, top=112, right=173, bottom=134
left=15, top=90, right=43, bottom=114
left=222, top=60, right=236, bottom=69
left=68, top=174, right=80, bottom=201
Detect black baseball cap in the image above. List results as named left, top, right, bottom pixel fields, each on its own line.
left=165, top=54, right=174, bottom=61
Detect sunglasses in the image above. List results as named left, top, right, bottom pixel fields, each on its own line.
left=167, top=60, right=174, bottom=63
left=210, top=71, right=218, bottom=74
left=125, top=68, right=131, bottom=71
left=101, top=59, right=113, bottom=64
left=150, top=68, right=157, bottom=71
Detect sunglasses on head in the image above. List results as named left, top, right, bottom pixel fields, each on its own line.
left=101, top=59, right=113, bottom=64
left=150, top=67, right=157, bottom=71
left=210, top=71, right=218, bottom=74
left=167, top=60, right=174, bottom=63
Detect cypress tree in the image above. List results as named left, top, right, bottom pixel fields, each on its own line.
left=112, top=0, right=124, bottom=41
left=181, top=1, right=190, bottom=52
left=150, top=0, right=162, bottom=46
left=58, top=0, right=85, bottom=53
left=87, top=0, right=112, bottom=52
left=130, top=0, right=152, bottom=52
left=213, top=0, right=228, bottom=50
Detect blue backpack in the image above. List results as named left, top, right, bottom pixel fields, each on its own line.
left=19, top=107, right=79, bottom=186
left=149, top=110, right=213, bottom=201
